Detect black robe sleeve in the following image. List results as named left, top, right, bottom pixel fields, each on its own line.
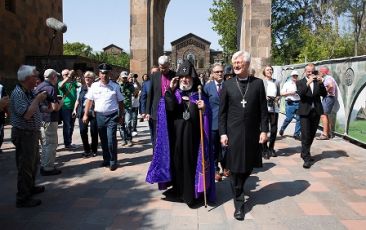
left=219, top=82, right=228, bottom=136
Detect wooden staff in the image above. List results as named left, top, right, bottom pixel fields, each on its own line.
left=197, top=85, right=207, bottom=208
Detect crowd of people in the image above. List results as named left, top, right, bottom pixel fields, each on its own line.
left=4, top=50, right=339, bottom=221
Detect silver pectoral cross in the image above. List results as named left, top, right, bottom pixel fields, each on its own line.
left=241, top=99, right=247, bottom=108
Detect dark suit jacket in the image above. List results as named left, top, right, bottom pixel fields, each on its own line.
left=296, top=77, right=327, bottom=116
left=204, top=80, right=221, bottom=130
left=139, top=80, right=151, bottom=114
left=146, top=70, right=175, bottom=120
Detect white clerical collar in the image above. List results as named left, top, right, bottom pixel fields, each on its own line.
left=237, top=77, right=248, bottom=82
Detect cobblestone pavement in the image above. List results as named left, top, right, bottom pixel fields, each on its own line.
left=0, top=115, right=365, bottom=230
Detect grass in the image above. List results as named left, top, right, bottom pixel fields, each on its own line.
left=348, top=119, right=366, bottom=143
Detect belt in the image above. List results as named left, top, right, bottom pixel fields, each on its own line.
left=96, top=110, right=118, bottom=116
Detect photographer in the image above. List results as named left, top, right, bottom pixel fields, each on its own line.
left=58, top=69, right=79, bottom=149
left=262, top=65, right=281, bottom=158
left=34, top=69, right=64, bottom=176
left=296, top=63, right=327, bottom=169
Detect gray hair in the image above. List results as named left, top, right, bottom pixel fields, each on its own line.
left=231, top=51, right=251, bottom=63
left=158, top=55, right=170, bottom=66
left=44, top=69, right=58, bottom=79
left=84, top=71, right=96, bottom=79
left=17, top=65, right=38, bottom=81
left=211, top=62, right=223, bottom=72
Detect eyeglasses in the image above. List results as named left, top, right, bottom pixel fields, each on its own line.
left=214, top=71, right=223, bottom=74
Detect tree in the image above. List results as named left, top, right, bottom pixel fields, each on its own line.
left=63, top=42, right=130, bottom=69
left=209, top=0, right=237, bottom=60
left=344, top=0, right=366, bottom=56
left=63, top=42, right=93, bottom=57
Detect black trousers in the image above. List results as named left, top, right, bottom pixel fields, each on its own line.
left=264, top=112, right=278, bottom=150
left=230, top=170, right=252, bottom=209
left=300, top=109, right=320, bottom=162
left=79, top=117, right=98, bottom=153
left=11, top=128, right=40, bottom=202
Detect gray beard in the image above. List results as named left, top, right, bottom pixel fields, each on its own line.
left=180, top=84, right=192, bottom=91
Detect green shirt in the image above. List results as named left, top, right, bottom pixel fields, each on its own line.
left=120, top=82, right=135, bottom=109
left=58, top=81, right=79, bottom=109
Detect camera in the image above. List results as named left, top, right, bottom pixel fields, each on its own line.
left=312, top=70, right=318, bottom=75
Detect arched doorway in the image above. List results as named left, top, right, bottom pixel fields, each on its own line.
left=130, top=0, right=271, bottom=76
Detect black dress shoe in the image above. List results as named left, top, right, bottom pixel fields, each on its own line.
left=303, top=161, right=312, bottom=169
left=279, top=129, right=284, bottom=136
left=16, top=198, right=42, bottom=208
left=31, top=186, right=45, bottom=195
left=271, top=149, right=277, bottom=157
left=110, top=164, right=118, bottom=171
left=40, top=168, right=61, bottom=176
left=234, top=205, right=245, bottom=220
left=100, top=162, right=109, bottom=167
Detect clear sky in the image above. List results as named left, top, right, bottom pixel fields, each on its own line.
left=63, top=0, right=222, bottom=53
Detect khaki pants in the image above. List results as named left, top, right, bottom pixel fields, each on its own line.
left=41, top=121, right=59, bottom=170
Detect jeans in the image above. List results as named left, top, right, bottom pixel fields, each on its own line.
left=119, top=109, right=132, bottom=142
left=79, top=117, right=98, bottom=153
left=61, top=108, right=75, bottom=146
left=0, top=123, right=4, bottom=149
left=40, top=121, right=58, bottom=170
left=96, top=112, right=118, bottom=166
left=131, top=107, right=138, bottom=132
left=280, top=102, right=301, bottom=136
left=11, top=127, right=40, bottom=202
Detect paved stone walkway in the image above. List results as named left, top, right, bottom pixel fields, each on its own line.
left=0, top=115, right=365, bottom=230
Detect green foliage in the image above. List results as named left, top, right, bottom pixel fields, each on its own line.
left=92, top=52, right=130, bottom=69
left=209, top=0, right=237, bottom=60
left=297, top=25, right=354, bottom=63
left=63, top=42, right=130, bottom=69
left=63, top=42, right=93, bottom=57
left=271, top=0, right=366, bottom=64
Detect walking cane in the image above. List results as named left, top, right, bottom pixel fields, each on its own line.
left=197, top=85, right=207, bottom=208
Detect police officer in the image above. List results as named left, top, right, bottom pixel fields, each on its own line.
left=83, top=63, right=125, bottom=171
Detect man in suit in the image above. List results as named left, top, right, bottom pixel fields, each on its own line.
left=145, top=56, right=176, bottom=190
left=145, top=56, right=175, bottom=145
left=296, top=63, right=327, bottom=169
left=204, top=63, right=226, bottom=182
left=220, top=51, right=268, bottom=220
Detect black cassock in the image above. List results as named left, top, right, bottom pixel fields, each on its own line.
left=164, top=88, right=205, bottom=205
left=219, top=76, right=268, bottom=173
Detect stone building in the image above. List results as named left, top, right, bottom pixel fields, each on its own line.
left=103, top=44, right=124, bottom=55
left=167, top=33, right=223, bottom=74
left=0, top=0, right=63, bottom=82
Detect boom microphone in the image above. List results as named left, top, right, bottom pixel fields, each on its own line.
left=46, top=17, right=67, bottom=33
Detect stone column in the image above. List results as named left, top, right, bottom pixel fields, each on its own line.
left=234, top=0, right=271, bottom=75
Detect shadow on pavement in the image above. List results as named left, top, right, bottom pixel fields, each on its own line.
left=245, top=177, right=310, bottom=213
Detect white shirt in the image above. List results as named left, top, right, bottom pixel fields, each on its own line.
left=85, top=80, right=124, bottom=114
left=266, top=80, right=278, bottom=98
left=214, top=80, right=222, bottom=92
left=281, top=79, right=300, bottom=101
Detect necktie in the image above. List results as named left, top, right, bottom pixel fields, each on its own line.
left=217, top=83, right=221, bottom=94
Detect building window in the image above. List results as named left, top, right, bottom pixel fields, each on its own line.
left=199, top=58, right=204, bottom=68
left=5, top=0, right=15, bottom=13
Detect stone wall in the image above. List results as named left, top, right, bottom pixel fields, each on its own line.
left=274, top=56, right=366, bottom=144
left=0, top=0, right=63, bottom=81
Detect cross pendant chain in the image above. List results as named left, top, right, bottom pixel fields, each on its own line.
left=235, top=77, right=250, bottom=109
left=241, top=99, right=247, bottom=108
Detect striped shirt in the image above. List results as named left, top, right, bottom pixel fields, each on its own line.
left=10, top=84, right=42, bottom=130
